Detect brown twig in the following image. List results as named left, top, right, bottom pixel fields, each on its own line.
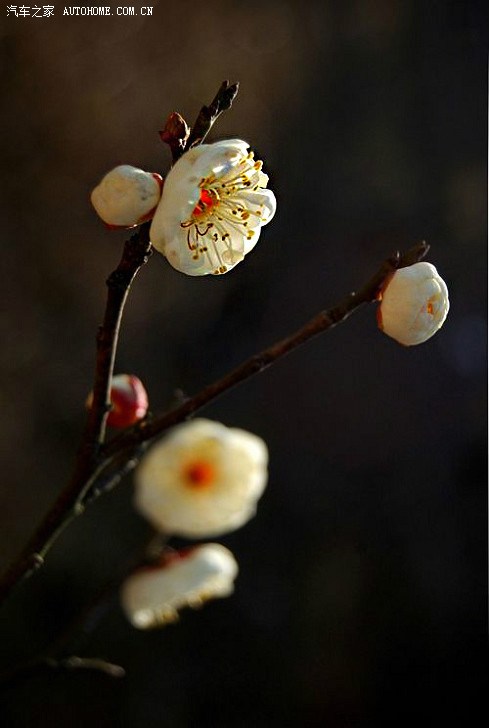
left=0, top=656, right=125, bottom=690
left=0, top=529, right=168, bottom=691
left=85, top=241, right=430, bottom=500
left=81, top=444, right=149, bottom=507
left=0, top=226, right=152, bottom=605
left=0, top=240, right=428, bottom=605
left=0, top=83, right=241, bottom=606
left=160, top=80, right=239, bottom=164
left=0, top=79, right=429, bottom=608
left=185, top=80, right=239, bottom=151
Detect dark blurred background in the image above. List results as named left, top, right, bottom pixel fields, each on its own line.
left=0, top=1, right=487, bottom=726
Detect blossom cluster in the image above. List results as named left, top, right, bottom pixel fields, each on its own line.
left=91, top=139, right=276, bottom=276
left=90, top=136, right=449, bottom=348
left=121, top=419, right=269, bottom=628
left=90, top=124, right=450, bottom=629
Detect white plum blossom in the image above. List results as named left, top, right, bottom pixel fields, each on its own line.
left=134, top=419, right=268, bottom=538
left=91, top=165, right=163, bottom=228
left=121, top=544, right=238, bottom=629
left=378, top=262, right=449, bottom=346
left=149, top=139, right=276, bottom=275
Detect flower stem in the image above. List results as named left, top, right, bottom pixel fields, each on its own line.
left=184, top=80, right=240, bottom=153
left=0, top=226, right=152, bottom=605
left=88, top=242, right=429, bottom=501
left=0, top=656, right=125, bottom=690
left=0, top=82, right=242, bottom=607
left=0, top=235, right=428, bottom=606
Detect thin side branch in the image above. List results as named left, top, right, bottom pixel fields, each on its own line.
left=92, top=241, right=429, bottom=491
left=0, top=83, right=242, bottom=606
left=160, top=80, right=239, bottom=164
left=81, top=444, right=149, bottom=507
left=0, top=656, right=125, bottom=690
left=0, top=239, right=428, bottom=606
left=0, top=529, right=167, bottom=691
left=185, top=80, right=239, bottom=151
left=0, top=226, right=152, bottom=604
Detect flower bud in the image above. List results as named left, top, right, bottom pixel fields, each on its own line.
left=86, top=374, right=149, bottom=428
left=121, top=543, right=238, bottom=629
left=91, top=165, right=163, bottom=228
left=377, top=262, right=449, bottom=346
left=159, top=111, right=190, bottom=148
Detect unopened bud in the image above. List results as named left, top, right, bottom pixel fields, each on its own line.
left=86, top=374, right=149, bottom=428
left=91, top=165, right=163, bottom=228
left=159, top=112, right=190, bottom=149
left=377, top=262, right=449, bottom=346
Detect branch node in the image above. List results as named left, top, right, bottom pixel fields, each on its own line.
left=31, top=553, right=44, bottom=569
left=185, top=80, right=240, bottom=151
left=73, top=502, right=85, bottom=517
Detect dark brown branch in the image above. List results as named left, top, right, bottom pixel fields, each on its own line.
left=0, top=226, right=152, bottom=605
left=90, top=241, right=430, bottom=492
left=0, top=238, right=428, bottom=605
left=0, top=84, right=242, bottom=606
left=0, top=656, right=125, bottom=690
left=47, top=528, right=166, bottom=653
left=160, top=80, right=239, bottom=164
left=81, top=444, right=149, bottom=507
left=185, top=80, right=239, bottom=152
left=0, top=529, right=167, bottom=691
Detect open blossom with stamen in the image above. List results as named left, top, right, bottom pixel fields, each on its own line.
left=149, top=139, right=276, bottom=275
left=134, top=419, right=269, bottom=537
left=121, top=544, right=238, bottom=629
left=377, top=262, right=449, bottom=346
left=91, top=165, right=163, bottom=228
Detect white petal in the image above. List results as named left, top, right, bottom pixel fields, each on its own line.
left=150, top=140, right=276, bottom=276
left=91, top=165, right=162, bottom=227
left=134, top=419, right=269, bottom=538
left=379, top=262, right=450, bottom=346
left=121, top=544, right=238, bottom=629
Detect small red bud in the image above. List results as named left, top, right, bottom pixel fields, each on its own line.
left=108, top=374, right=149, bottom=428
left=87, top=375, right=149, bottom=428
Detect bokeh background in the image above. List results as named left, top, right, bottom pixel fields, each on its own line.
left=0, top=1, right=487, bottom=726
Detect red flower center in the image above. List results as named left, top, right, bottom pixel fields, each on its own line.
left=192, top=188, right=217, bottom=218
left=183, top=460, right=216, bottom=489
